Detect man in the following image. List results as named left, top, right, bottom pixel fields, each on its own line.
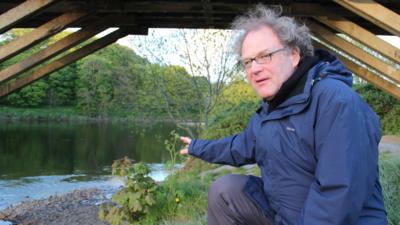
left=180, top=5, right=388, bottom=225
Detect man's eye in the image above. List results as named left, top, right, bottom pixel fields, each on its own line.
left=259, top=54, right=270, bottom=60
left=243, top=60, right=252, bottom=66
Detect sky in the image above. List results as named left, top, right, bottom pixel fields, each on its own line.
left=114, top=30, right=400, bottom=57
left=92, top=27, right=400, bottom=50
left=377, top=35, right=400, bottom=48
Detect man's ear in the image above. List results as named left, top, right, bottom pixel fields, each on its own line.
left=291, top=47, right=301, bottom=67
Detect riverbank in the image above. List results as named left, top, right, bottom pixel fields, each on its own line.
left=0, top=189, right=110, bottom=225
left=0, top=106, right=198, bottom=124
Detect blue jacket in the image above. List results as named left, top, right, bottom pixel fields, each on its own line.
left=189, top=50, right=388, bottom=225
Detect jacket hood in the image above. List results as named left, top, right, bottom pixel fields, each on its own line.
left=314, top=49, right=353, bottom=88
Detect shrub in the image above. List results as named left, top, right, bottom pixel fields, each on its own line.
left=99, top=158, right=158, bottom=225
left=354, top=84, right=400, bottom=134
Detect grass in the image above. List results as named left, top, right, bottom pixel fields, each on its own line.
left=0, top=106, right=88, bottom=122
left=0, top=106, right=171, bottom=123
left=380, top=152, right=400, bottom=225
left=140, top=159, right=214, bottom=225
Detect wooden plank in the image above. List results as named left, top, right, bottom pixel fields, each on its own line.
left=0, top=28, right=128, bottom=98
left=317, top=17, right=400, bottom=63
left=313, top=41, right=400, bottom=100
left=0, top=0, right=59, bottom=34
left=0, top=11, right=88, bottom=63
left=333, top=0, right=400, bottom=36
left=340, top=56, right=400, bottom=100
left=307, top=20, right=400, bottom=84
left=0, top=25, right=106, bottom=84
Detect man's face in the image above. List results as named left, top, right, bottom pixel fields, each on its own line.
left=241, top=25, right=300, bottom=100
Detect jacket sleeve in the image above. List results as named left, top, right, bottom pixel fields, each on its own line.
left=188, top=116, right=257, bottom=166
left=297, top=94, right=380, bottom=225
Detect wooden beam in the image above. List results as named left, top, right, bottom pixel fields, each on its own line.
left=307, top=20, right=400, bottom=84
left=316, top=17, right=400, bottom=63
left=0, top=25, right=106, bottom=84
left=0, top=0, right=59, bottom=34
left=333, top=0, right=400, bottom=36
left=0, top=11, right=88, bottom=64
left=313, top=41, right=400, bottom=100
left=0, top=28, right=128, bottom=98
left=340, top=56, right=400, bottom=100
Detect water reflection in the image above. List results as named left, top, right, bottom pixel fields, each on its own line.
left=0, top=121, right=178, bottom=179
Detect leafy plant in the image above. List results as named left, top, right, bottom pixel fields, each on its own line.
left=99, top=157, right=158, bottom=225
left=164, top=130, right=183, bottom=170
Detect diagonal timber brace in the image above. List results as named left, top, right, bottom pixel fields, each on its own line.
left=313, top=41, right=400, bottom=100
left=0, top=11, right=88, bottom=64
left=333, top=0, right=400, bottom=36
left=307, top=20, right=400, bottom=84
left=0, top=0, right=59, bottom=34
left=316, top=16, right=400, bottom=64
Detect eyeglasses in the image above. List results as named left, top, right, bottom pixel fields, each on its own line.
left=240, top=47, right=287, bottom=69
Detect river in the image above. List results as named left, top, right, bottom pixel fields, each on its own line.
left=0, top=121, right=183, bottom=210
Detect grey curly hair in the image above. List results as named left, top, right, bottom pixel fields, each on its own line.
left=231, top=4, right=314, bottom=59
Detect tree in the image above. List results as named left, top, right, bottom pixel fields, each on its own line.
left=47, top=64, right=78, bottom=106
left=128, top=29, right=237, bottom=136
left=7, top=81, right=49, bottom=107
left=76, top=55, right=114, bottom=117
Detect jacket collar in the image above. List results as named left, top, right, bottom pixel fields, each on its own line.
left=267, top=55, right=319, bottom=113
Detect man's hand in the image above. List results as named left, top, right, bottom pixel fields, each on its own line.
left=180, top=136, right=191, bottom=155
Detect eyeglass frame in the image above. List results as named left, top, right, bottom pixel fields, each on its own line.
left=239, top=47, right=288, bottom=69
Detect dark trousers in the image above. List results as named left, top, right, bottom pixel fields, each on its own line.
left=207, top=174, right=274, bottom=225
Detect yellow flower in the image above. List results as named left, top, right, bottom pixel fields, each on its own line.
left=175, top=197, right=180, bottom=203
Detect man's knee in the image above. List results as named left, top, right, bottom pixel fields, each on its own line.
left=208, top=174, right=249, bottom=203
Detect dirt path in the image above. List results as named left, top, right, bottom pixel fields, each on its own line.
left=380, top=135, right=400, bottom=156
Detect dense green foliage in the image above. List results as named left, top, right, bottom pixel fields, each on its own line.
left=202, top=78, right=259, bottom=139
left=354, top=84, right=400, bottom=135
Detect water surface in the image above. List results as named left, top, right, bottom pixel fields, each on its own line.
left=0, top=121, right=182, bottom=209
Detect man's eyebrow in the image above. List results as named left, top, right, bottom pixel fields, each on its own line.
left=241, top=48, right=270, bottom=60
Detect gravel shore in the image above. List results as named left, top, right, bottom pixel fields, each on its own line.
left=0, top=188, right=111, bottom=225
